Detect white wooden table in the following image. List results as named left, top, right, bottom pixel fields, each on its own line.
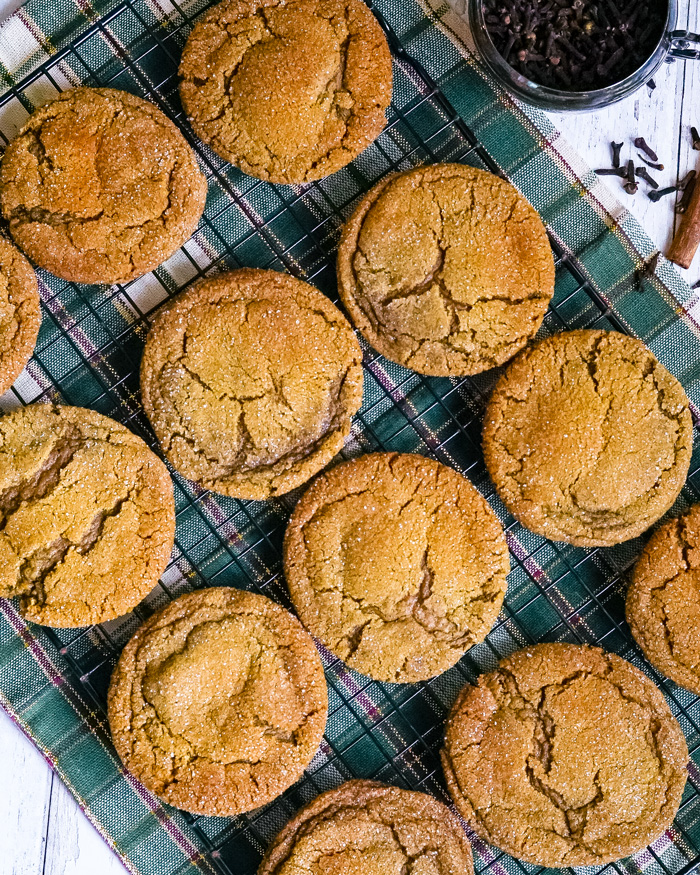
left=1, top=0, right=699, bottom=873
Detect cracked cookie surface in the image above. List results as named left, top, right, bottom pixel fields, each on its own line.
left=0, top=404, right=175, bottom=627
left=482, top=329, right=692, bottom=547
left=258, top=779, right=474, bottom=875
left=140, top=268, right=364, bottom=500
left=284, top=452, right=509, bottom=682
left=0, top=236, right=40, bottom=396
left=627, top=504, right=700, bottom=695
left=178, top=0, right=392, bottom=184
left=336, top=163, right=555, bottom=376
left=441, top=643, right=688, bottom=866
left=108, top=586, right=328, bottom=816
left=0, top=87, right=207, bottom=284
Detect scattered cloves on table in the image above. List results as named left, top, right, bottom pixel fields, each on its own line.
left=634, top=137, right=658, bottom=162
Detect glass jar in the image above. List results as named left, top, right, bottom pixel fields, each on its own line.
left=468, top=0, right=700, bottom=111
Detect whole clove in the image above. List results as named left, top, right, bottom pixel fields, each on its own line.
left=647, top=79, right=657, bottom=92
left=636, top=166, right=659, bottom=189
left=680, top=170, right=697, bottom=191
left=635, top=251, right=660, bottom=291
left=596, top=168, right=625, bottom=176
left=677, top=177, right=697, bottom=214
left=634, top=137, right=658, bottom=162
left=611, top=141, right=623, bottom=168
left=692, top=126, right=700, bottom=151
left=692, top=279, right=700, bottom=290
left=624, top=159, right=638, bottom=195
left=648, top=185, right=678, bottom=203
left=647, top=251, right=661, bottom=274
left=638, top=155, right=664, bottom=171
left=482, top=0, right=666, bottom=92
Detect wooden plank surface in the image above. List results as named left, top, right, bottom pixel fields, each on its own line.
left=1, top=0, right=700, bottom=872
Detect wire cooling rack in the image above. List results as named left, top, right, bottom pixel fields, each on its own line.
left=1, top=1, right=700, bottom=874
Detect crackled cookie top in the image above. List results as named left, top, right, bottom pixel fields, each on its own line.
left=0, top=404, right=175, bottom=627
left=284, top=453, right=509, bottom=682
left=108, top=587, right=327, bottom=816
left=0, top=87, right=207, bottom=284
left=259, top=780, right=474, bottom=875
left=627, top=504, right=700, bottom=695
left=0, top=236, right=40, bottom=396
left=483, top=330, right=692, bottom=547
left=178, top=0, right=392, bottom=183
left=441, top=643, right=688, bottom=867
left=140, top=269, right=363, bottom=500
left=336, top=164, right=555, bottom=376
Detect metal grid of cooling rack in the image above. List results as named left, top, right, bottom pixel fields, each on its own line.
left=1, top=1, right=700, bottom=874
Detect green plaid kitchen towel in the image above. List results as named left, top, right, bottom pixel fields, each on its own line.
left=0, top=2, right=700, bottom=875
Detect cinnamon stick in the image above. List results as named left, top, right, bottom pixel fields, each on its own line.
left=669, top=160, right=700, bottom=269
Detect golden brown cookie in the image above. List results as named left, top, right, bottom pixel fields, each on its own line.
left=0, top=236, right=40, bottom=395
left=0, top=404, right=175, bottom=627
left=108, top=586, right=328, bottom=816
left=483, top=329, right=692, bottom=547
left=284, top=452, right=509, bottom=683
left=336, top=163, right=555, bottom=376
left=441, top=643, right=688, bottom=867
left=259, top=779, right=474, bottom=875
left=178, top=0, right=392, bottom=184
left=140, top=268, right=363, bottom=500
left=627, top=504, right=700, bottom=695
left=0, top=87, right=207, bottom=285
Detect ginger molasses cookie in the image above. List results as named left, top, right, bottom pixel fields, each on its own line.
left=483, top=329, right=692, bottom=547
left=627, top=504, right=700, bottom=695
left=0, top=404, right=175, bottom=627
left=336, top=163, right=555, bottom=376
left=0, top=87, right=207, bottom=284
left=259, top=779, right=474, bottom=875
left=108, top=587, right=328, bottom=816
left=140, top=269, right=363, bottom=500
left=441, top=643, right=688, bottom=867
left=179, top=0, right=392, bottom=184
left=0, top=236, right=40, bottom=396
left=284, top=452, right=509, bottom=683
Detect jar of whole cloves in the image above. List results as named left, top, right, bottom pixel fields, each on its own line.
left=468, top=0, right=700, bottom=111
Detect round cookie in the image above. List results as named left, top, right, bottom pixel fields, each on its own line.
left=0, top=404, right=175, bottom=627
left=140, top=269, right=364, bottom=500
left=0, top=236, right=40, bottom=396
left=108, top=586, right=328, bottom=816
left=259, top=779, right=474, bottom=875
left=441, top=643, right=689, bottom=867
left=0, top=87, right=207, bottom=284
left=284, top=452, right=509, bottom=683
left=483, top=329, right=692, bottom=547
left=336, top=163, right=555, bottom=376
left=178, top=0, right=392, bottom=184
left=627, top=504, right=700, bottom=695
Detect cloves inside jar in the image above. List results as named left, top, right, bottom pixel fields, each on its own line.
left=481, top=0, right=667, bottom=91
